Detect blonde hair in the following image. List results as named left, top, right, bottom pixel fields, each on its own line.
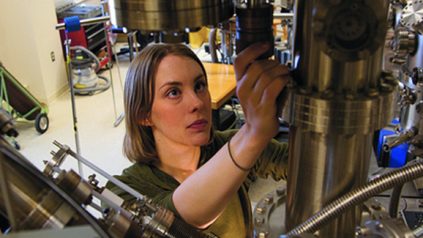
left=123, top=43, right=208, bottom=163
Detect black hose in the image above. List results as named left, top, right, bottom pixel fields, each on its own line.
left=389, top=183, right=404, bottom=218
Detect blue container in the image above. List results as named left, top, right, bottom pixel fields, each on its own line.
left=376, top=120, right=409, bottom=168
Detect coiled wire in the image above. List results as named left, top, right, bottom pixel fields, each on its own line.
left=286, top=161, right=423, bottom=236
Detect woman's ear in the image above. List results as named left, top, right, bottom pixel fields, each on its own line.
left=138, top=118, right=153, bottom=126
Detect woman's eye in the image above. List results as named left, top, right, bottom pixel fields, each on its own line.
left=166, top=88, right=181, bottom=98
left=195, top=80, right=207, bottom=93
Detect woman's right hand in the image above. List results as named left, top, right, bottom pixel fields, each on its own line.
left=234, top=43, right=290, bottom=145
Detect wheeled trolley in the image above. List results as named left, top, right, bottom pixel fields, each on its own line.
left=0, top=62, right=49, bottom=134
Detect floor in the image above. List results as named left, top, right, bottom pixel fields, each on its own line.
left=15, top=50, right=130, bottom=185
left=12, top=43, right=285, bottom=205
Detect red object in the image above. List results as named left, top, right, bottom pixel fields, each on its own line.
left=57, top=18, right=88, bottom=58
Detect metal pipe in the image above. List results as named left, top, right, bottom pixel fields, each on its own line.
left=52, top=141, right=151, bottom=207
left=64, top=36, right=82, bottom=175
left=111, top=43, right=125, bottom=128
left=286, top=161, right=423, bottom=236
left=273, top=12, right=294, bottom=20
left=55, top=16, right=110, bottom=30
left=102, top=24, right=121, bottom=127
left=382, top=127, right=417, bottom=152
left=286, top=1, right=392, bottom=236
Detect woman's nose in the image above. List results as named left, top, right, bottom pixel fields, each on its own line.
left=187, top=91, right=205, bottom=112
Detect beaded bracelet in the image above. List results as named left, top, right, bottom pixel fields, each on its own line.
left=227, top=137, right=253, bottom=172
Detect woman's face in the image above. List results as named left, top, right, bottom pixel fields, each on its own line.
left=148, top=55, right=212, bottom=147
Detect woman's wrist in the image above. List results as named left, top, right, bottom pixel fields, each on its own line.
left=228, top=126, right=269, bottom=169
left=227, top=137, right=254, bottom=172
left=240, top=123, right=274, bottom=148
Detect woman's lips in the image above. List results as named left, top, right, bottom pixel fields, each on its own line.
left=188, top=119, right=208, bottom=130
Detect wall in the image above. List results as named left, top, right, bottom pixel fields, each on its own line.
left=0, top=0, right=67, bottom=105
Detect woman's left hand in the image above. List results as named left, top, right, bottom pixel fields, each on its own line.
left=234, top=43, right=291, bottom=145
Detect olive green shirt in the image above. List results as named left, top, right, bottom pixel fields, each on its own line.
left=107, top=130, right=288, bottom=237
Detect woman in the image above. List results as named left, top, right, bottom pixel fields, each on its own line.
left=107, top=42, right=290, bottom=237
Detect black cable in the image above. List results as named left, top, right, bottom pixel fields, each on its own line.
left=389, top=183, right=404, bottom=218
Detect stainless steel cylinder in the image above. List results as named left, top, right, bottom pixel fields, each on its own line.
left=56, top=170, right=93, bottom=205
left=286, top=1, right=394, bottom=236
left=0, top=157, right=81, bottom=229
left=287, top=130, right=374, bottom=236
left=113, top=0, right=234, bottom=31
left=0, top=145, right=94, bottom=230
left=235, top=3, right=274, bottom=59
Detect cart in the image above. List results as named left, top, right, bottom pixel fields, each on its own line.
left=0, top=62, right=49, bottom=134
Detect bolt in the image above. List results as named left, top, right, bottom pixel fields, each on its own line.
left=255, top=217, right=264, bottom=225
left=371, top=204, right=382, bottom=211
left=276, top=187, right=286, bottom=196
left=256, top=207, right=266, bottom=215
left=321, top=89, right=334, bottom=99
left=367, top=88, right=379, bottom=97
left=299, top=88, right=311, bottom=95
left=383, top=75, right=396, bottom=84
left=390, top=56, right=406, bottom=65
left=264, top=195, right=274, bottom=204
left=258, top=231, right=269, bottom=238
left=344, top=90, right=355, bottom=100
left=380, top=83, right=393, bottom=92
left=355, top=226, right=364, bottom=236
left=381, top=70, right=392, bottom=77
left=88, top=174, right=99, bottom=187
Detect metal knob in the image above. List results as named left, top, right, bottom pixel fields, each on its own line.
left=390, top=27, right=416, bottom=64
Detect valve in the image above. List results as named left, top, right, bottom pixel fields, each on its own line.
left=390, top=27, right=417, bottom=65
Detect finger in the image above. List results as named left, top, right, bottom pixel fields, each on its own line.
left=233, top=42, right=271, bottom=81
left=238, top=60, right=280, bottom=94
left=245, top=63, right=281, bottom=106
left=260, top=75, right=289, bottom=105
left=253, top=64, right=290, bottom=96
